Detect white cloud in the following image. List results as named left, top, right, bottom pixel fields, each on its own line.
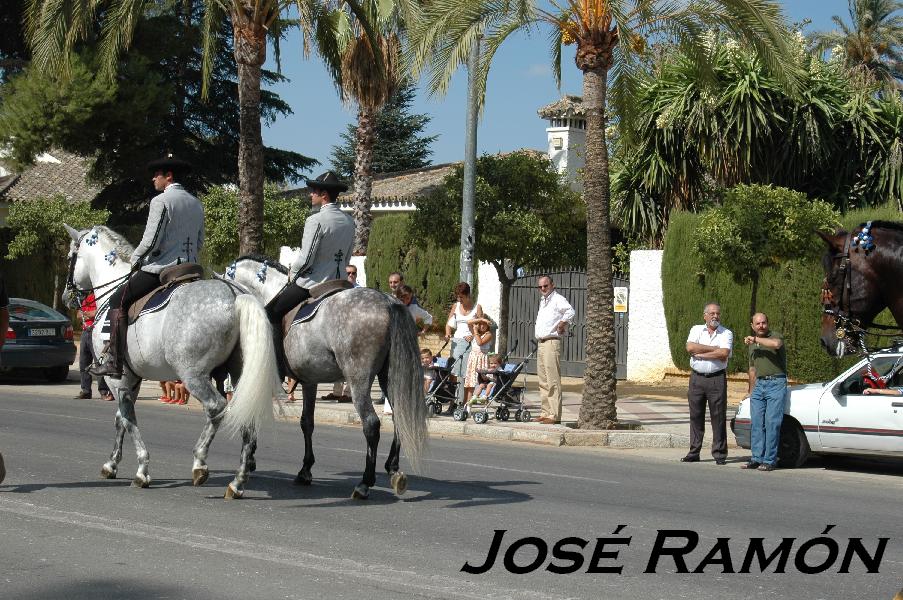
left=525, top=63, right=551, bottom=77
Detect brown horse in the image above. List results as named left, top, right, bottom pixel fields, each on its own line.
left=818, top=221, right=903, bottom=357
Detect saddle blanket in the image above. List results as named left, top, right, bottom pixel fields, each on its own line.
left=99, top=285, right=182, bottom=338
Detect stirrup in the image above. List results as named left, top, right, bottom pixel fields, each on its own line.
left=87, top=357, right=123, bottom=378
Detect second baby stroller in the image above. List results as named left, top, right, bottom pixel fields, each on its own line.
left=454, top=341, right=536, bottom=424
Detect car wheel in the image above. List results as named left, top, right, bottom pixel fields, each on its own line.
left=777, top=420, right=810, bottom=468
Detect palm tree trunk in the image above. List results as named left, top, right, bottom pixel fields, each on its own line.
left=352, top=105, right=376, bottom=255
left=577, top=64, right=618, bottom=430
left=232, top=11, right=267, bottom=255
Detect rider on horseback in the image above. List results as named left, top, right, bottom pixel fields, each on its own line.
left=89, top=155, right=204, bottom=377
left=265, top=171, right=354, bottom=375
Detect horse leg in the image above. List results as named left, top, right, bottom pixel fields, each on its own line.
left=183, top=374, right=228, bottom=487
left=294, top=383, right=318, bottom=486
left=112, top=375, right=152, bottom=488
left=378, top=371, right=407, bottom=496
left=224, top=427, right=257, bottom=499
left=351, top=379, right=380, bottom=500
left=101, top=385, right=126, bottom=479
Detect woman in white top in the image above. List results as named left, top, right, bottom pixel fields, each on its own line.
left=443, top=282, right=484, bottom=413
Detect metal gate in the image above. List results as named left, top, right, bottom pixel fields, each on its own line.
left=506, top=270, right=629, bottom=379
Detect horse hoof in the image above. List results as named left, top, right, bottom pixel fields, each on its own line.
left=293, top=471, right=312, bottom=486
left=351, top=484, right=370, bottom=500
left=100, top=464, right=117, bottom=479
left=390, top=471, right=408, bottom=496
left=132, top=475, right=150, bottom=488
left=224, top=483, right=243, bottom=499
left=192, top=467, right=209, bottom=487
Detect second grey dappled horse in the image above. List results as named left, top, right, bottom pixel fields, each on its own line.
left=63, top=225, right=281, bottom=498
left=223, top=255, right=428, bottom=499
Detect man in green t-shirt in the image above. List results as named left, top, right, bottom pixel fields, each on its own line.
left=742, top=312, right=787, bottom=472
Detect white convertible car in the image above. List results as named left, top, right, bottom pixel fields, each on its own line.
left=731, top=348, right=903, bottom=467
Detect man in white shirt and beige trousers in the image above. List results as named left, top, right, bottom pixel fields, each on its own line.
left=683, top=302, right=733, bottom=464
left=534, top=275, right=576, bottom=424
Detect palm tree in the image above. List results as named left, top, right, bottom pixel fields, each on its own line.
left=811, top=0, right=903, bottom=87
left=408, top=0, right=795, bottom=429
left=331, top=2, right=403, bottom=255
left=25, top=0, right=375, bottom=255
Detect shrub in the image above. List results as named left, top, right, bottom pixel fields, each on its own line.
left=663, top=206, right=902, bottom=382
left=365, top=214, right=466, bottom=327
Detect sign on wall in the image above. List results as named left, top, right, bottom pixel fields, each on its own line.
left=614, top=287, right=629, bottom=313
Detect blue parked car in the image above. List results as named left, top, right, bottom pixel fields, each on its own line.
left=1, top=298, right=76, bottom=382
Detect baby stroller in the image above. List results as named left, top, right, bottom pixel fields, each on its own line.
left=425, top=340, right=459, bottom=415
left=454, top=341, right=536, bottom=424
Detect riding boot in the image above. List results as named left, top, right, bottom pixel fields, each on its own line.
left=88, top=309, right=126, bottom=377
left=273, top=324, right=288, bottom=381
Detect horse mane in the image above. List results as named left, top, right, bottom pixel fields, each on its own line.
left=234, top=254, right=289, bottom=274
left=94, top=226, right=134, bottom=261
left=864, top=220, right=903, bottom=234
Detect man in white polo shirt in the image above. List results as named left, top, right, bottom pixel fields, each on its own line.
left=534, top=275, right=575, bottom=424
left=683, top=302, right=733, bottom=464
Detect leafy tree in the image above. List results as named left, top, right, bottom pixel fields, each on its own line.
left=0, top=0, right=28, bottom=82
left=612, top=32, right=903, bottom=246
left=5, top=198, right=111, bottom=309
left=330, top=80, right=436, bottom=179
left=24, top=0, right=372, bottom=254
left=810, top=0, right=903, bottom=87
left=694, top=184, right=840, bottom=318
left=202, top=184, right=311, bottom=267
left=408, top=0, right=796, bottom=429
left=1, top=7, right=314, bottom=223
left=410, top=151, right=585, bottom=353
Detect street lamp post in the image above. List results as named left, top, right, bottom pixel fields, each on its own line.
left=459, top=36, right=480, bottom=286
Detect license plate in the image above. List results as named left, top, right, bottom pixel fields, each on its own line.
left=29, top=328, right=55, bottom=336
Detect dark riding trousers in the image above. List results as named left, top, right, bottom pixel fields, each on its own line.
left=109, top=270, right=160, bottom=312
left=266, top=285, right=311, bottom=323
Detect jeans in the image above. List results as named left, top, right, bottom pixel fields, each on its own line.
left=749, top=377, right=787, bottom=466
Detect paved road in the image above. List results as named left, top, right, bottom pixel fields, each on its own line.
left=1, top=383, right=901, bottom=599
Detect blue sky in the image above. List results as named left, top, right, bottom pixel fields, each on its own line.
left=262, top=0, right=852, bottom=178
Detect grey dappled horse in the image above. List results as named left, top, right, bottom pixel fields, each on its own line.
left=63, top=225, right=281, bottom=498
left=223, top=255, right=428, bottom=499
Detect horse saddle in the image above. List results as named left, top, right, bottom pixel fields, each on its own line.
left=282, top=279, right=353, bottom=335
left=127, top=263, right=204, bottom=324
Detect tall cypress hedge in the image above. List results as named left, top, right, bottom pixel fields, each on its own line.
left=365, top=214, right=466, bottom=327
left=662, top=208, right=901, bottom=382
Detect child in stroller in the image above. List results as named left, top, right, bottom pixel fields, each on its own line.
left=453, top=345, right=535, bottom=424
left=424, top=340, right=459, bottom=415
left=472, top=353, right=504, bottom=401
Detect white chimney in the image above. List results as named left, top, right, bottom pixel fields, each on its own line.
left=538, top=96, right=586, bottom=192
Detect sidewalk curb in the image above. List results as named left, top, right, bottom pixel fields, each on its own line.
left=276, top=402, right=691, bottom=449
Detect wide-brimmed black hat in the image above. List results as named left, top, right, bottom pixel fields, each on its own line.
left=305, top=171, right=348, bottom=193
left=146, top=154, right=193, bottom=175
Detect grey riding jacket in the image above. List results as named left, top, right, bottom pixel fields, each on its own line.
left=289, top=202, right=354, bottom=289
left=132, top=183, right=205, bottom=274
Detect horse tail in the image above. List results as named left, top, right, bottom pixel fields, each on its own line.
left=387, top=302, right=429, bottom=473
left=224, top=294, right=280, bottom=435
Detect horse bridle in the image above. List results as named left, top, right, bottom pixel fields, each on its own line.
left=821, top=233, right=857, bottom=341
left=64, top=229, right=131, bottom=305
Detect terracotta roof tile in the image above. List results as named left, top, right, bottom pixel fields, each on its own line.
left=0, top=149, right=102, bottom=203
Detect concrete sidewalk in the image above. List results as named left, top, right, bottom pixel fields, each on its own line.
left=76, top=373, right=735, bottom=450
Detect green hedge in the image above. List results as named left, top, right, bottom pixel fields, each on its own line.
left=662, top=208, right=901, bottom=382
left=365, top=214, right=469, bottom=326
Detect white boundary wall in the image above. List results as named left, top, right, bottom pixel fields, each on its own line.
left=626, top=250, right=675, bottom=382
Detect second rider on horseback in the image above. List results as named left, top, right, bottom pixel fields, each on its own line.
left=265, top=171, right=355, bottom=376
